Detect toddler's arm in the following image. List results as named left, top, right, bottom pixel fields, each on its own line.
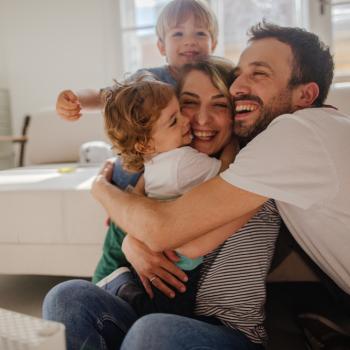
left=56, top=89, right=103, bottom=121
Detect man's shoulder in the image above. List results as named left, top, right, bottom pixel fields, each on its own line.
left=272, top=107, right=350, bottom=125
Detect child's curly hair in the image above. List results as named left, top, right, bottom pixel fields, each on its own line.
left=103, top=75, right=174, bottom=172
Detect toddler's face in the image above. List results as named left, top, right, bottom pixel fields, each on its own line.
left=157, top=15, right=216, bottom=69
left=150, top=95, right=192, bottom=155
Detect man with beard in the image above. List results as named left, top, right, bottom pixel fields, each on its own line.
left=89, top=22, right=350, bottom=349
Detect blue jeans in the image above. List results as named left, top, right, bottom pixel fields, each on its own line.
left=111, top=158, right=142, bottom=190
left=43, top=280, right=138, bottom=350
left=43, top=280, right=264, bottom=350
left=121, top=314, right=264, bottom=350
left=101, top=267, right=201, bottom=319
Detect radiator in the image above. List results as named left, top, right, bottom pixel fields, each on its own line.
left=0, top=308, right=66, bottom=350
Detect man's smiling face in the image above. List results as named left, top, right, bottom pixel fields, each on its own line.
left=230, top=38, right=298, bottom=141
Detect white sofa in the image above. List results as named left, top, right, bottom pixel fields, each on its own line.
left=0, top=84, right=348, bottom=279
left=0, top=109, right=109, bottom=277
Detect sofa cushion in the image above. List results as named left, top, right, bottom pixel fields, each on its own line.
left=26, top=109, right=108, bottom=165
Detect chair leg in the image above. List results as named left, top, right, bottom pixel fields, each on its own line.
left=18, top=115, right=31, bottom=167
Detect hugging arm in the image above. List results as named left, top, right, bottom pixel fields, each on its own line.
left=176, top=209, right=258, bottom=259
left=122, top=235, right=188, bottom=299
left=92, top=161, right=268, bottom=251
left=174, top=138, right=243, bottom=257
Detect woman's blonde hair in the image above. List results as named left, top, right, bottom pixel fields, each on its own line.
left=176, top=56, right=235, bottom=112
left=156, top=0, right=218, bottom=44
left=104, top=76, right=174, bottom=172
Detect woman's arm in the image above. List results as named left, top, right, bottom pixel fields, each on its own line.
left=122, top=235, right=188, bottom=298
left=176, top=209, right=257, bottom=258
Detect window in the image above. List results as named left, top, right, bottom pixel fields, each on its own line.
left=332, top=0, right=350, bottom=81
left=120, top=0, right=168, bottom=74
left=210, top=0, right=300, bottom=65
left=119, top=0, right=350, bottom=83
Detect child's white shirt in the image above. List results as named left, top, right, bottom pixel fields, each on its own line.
left=144, top=146, right=221, bottom=200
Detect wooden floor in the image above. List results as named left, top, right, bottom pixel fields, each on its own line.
left=0, top=274, right=76, bottom=317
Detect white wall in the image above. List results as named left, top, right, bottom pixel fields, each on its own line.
left=0, top=48, right=8, bottom=90
left=0, top=0, right=349, bottom=136
left=0, top=0, right=123, bottom=134
left=0, top=7, right=8, bottom=89
left=327, top=85, right=350, bottom=114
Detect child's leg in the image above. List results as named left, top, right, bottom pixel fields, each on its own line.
left=92, top=159, right=143, bottom=283
left=92, top=223, right=128, bottom=283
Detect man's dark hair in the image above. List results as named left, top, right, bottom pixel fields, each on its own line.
left=248, top=22, right=334, bottom=107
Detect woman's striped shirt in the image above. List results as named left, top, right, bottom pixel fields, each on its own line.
left=195, top=199, right=281, bottom=344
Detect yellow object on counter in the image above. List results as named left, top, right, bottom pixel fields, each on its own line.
left=58, top=166, right=76, bottom=174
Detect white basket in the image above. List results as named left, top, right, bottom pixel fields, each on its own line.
left=0, top=308, right=66, bottom=350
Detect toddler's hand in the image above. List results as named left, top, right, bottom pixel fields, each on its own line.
left=56, top=90, right=82, bottom=121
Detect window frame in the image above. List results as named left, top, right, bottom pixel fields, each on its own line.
left=117, top=0, right=350, bottom=83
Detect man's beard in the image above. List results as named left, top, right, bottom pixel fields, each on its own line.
left=234, top=88, right=294, bottom=144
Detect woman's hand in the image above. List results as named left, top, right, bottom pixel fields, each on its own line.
left=91, top=159, right=115, bottom=202
left=122, top=235, right=188, bottom=299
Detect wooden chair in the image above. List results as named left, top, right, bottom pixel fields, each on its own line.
left=0, top=115, right=31, bottom=167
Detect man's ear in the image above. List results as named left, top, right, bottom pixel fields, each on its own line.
left=293, top=82, right=319, bottom=108
left=157, top=39, right=166, bottom=57
left=135, top=141, right=154, bottom=155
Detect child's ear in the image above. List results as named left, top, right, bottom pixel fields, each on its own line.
left=135, top=141, right=154, bottom=155
left=293, top=82, right=319, bottom=108
left=157, top=39, right=166, bottom=57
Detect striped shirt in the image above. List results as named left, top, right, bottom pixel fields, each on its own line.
left=195, top=199, right=281, bottom=344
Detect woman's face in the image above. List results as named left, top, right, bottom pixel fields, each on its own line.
left=179, top=70, right=233, bottom=155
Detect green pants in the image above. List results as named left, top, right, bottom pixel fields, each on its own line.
left=92, top=223, right=128, bottom=283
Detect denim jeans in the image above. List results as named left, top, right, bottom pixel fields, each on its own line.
left=100, top=266, right=201, bottom=319
left=43, top=279, right=264, bottom=350
left=43, top=280, right=138, bottom=350
left=111, top=158, right=142, bottom=190
left=121, top=313, right=264, bottom=350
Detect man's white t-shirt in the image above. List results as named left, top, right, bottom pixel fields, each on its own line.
left=145, top=146, right=221, bottom=200
left=221, top=107, right=350, bottom=294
